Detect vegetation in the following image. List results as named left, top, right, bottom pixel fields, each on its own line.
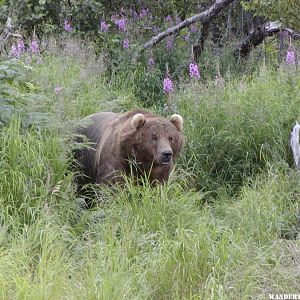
left=0, top=1, right=300, bottom=298
left=0, top=38, right=299, bottom=298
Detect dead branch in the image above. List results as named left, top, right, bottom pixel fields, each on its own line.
left=235, top=21, right=300, bottom=57
left=0, top=17, right=23, bottom=53
left=142, top=0, right=235, bottom=51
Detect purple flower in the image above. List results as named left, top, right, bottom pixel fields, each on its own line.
left=123, top=38, right=129, bottom=49
left=189, top=62, right=200, bottom=80
left=175, top=16, right=181, bottom=24
left=148, top=56, right=155, bottom=66
left=17, top=39, right=25, bottom=52
left=189, top=24, right=197, bottom=33
left=10, top=39, right=25, bottom=58
left=54, top=85, right=63, bottom=95
left=286, top=49, right=295, bottom=65
left=139, top=8, right=148, bottom=19
left=165, top=15, right=172, bottom=23
left=163, top=77, right=173, bottom=93
left=100, top=21, right=108, bottom=33
left=166, top=37, right=173, bottom=50
left=181, top=33, right=190, bottom=42
left=64, top=19, right=72, bottom=32
left=115, top=18, right=126, bottom=32
left=29, top=38, right=39, bottom=53
left=10, top=44, right=20, bottom=58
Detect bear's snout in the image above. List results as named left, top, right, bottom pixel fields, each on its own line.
left=160, top=150, right=173, bottom=165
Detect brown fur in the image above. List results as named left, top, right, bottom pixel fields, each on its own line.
left=74, top=109, right=184, bottom=189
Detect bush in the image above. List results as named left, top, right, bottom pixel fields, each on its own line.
left=0, top=59, right=50, bottom=128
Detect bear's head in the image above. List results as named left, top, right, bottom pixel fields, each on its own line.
left=120, top=112, right=184, bottom=170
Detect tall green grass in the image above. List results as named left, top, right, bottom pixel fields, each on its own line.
left=176, top=66, right=300, bottom=194
left=0, top=40, right=299, bottom=299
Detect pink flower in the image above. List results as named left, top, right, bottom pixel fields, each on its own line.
left=123, top=38, right=129, bottom=49
left=139, top=8, right=149, bottom=19
left=189, top=62, right=200, bottom=80
left=29, top=38, right=39, bottom=53
left=100, top=21, right=108, bottom=32
left=10, top=44, right=20, bottom=58
left=17, top=39, right=25, bottom=52
left=166, top=37, right=173, bottom=50
left=54, top=85, right=62, bottom=95
left=114, top=18, right=126, bottom=32
left=165, top=15, right=172, bottom=23
left=286, top=49, right=295, bottom=65
left=189, top=24, right=197, bottom=33
left=64, top=19, right=72, bottom=32
left=163, top=77, right=173, bottom=93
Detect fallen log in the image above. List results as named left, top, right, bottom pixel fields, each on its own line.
left=235, top=21, right=300, bottom=57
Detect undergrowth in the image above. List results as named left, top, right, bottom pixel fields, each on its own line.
left=0, top=39, right=299, bottom=299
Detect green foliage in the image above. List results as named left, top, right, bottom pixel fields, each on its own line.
left=1, top=0, right=62, bottom=34
left=0, top=59, right=49, bottom=128
left=0, top=38, right=299, bottom=298
left=0, top=0, right=105, bottom=35
left=30, top=37, right=136, bottom=117
left=0, top=0, right=199, bottom=36
left=242, top=0, right=300, bottom=30
left=176, top=66, right=300, bottom=194
left=0, top=161, right=299, bottom=298
left=0, top=119, right=73, bottom=227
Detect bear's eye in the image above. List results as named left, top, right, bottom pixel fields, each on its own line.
left=152, top=134, right=158, bottom=142
left=169, top=136, right=173, bottom=143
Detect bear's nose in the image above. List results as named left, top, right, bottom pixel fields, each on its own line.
left=162, top=150, right=172, bottom=158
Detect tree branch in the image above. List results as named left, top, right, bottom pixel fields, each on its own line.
left=235, top=21, right=300, bottom=57
left=0, top=17, right=23, bottom=53
left=142, top=0, right=235, bottom=51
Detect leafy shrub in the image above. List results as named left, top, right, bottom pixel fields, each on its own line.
left=0, top=59, right=50, bottom=128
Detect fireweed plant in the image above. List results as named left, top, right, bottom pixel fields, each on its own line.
left=64, top=19, right=73, bottom=32
left=286, top=48, right=296, bottom=65
left=1, top=3, right=300, bottom=299
left=0, top=40, right=300, bottom=298
left=189, top=62, right=200, bottom=80
left=7, top=8, right=206, bottom=106
left=6, top=6, right=299, bottom=107
left=9, top=36, right=40, bottom=59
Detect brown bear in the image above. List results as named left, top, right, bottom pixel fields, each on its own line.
left=74, top=109, right=184, bottom=189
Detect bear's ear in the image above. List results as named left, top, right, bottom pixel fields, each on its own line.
left=131, top=113, right=146, bottom=130
left=170, top=114, right=183, bottom=131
